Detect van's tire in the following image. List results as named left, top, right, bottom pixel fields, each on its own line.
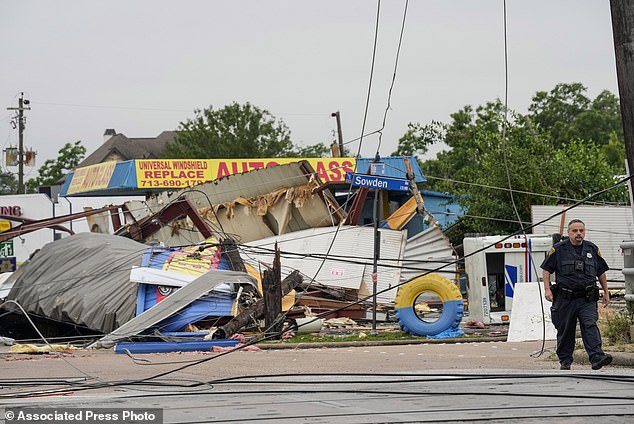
left=394, top=273, right=464, bottom=336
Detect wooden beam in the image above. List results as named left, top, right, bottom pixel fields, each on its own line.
left=263, top=243, right=283, bottom=338
left=214, top=269, right=303, bottom=339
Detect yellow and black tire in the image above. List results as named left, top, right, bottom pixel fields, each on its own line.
left=394, top=273, right=464, bottom=336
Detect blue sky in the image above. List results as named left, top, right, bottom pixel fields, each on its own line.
left=0, top=1, right=618, bottom=179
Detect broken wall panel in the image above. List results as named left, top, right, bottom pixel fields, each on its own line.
left=400, top=223, right=458, bottom=284
left=242, top=225, right=406, bottom=303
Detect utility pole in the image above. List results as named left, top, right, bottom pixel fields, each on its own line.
left=7, top=93, right=30, bottom=194
left=331, top=111, right=345, bottom=157
left=610, top=0, right=634, bottom=308
left=610, top=1, right=634, bottom=211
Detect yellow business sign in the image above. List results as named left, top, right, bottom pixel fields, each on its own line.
left=135, top=158, right=356, bottom=189
left=0, top=221, right=10, bottom=232
left=67, top=161, right=117, bottom=195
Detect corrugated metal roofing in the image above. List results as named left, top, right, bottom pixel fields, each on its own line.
left=531, top=205, right=634, bottom=286
left=400, top=223, right=458, bottom=284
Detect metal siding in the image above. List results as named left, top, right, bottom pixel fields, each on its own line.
left=364, top=228, right=407, bottom=304
left=243, top=226, right=405, bottom=303
left=400, top=224, right=457, bottom=284
left=531, top=205, right=634, bottom=286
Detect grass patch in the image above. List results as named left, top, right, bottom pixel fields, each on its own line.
left=277, top=329, right=493, bottom=344
left=282, top=330, right=421, bottom=344
left=599, top=304, right=633, bottom=345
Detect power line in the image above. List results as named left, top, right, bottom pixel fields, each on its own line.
left=32, top=101, right=191, bottom=113
left=425, top=175, right=628, bottom=205
left=356, top=0, right=381, bottom=159
left=499, top=0, right=523, bottom=231
left=376, top=0, right=409, bottom=155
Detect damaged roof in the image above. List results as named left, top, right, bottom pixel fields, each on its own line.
left=126, top=160, right=340, bottom=245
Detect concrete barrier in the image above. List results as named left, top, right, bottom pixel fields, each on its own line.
left=507, top=282, right=556, bottom=342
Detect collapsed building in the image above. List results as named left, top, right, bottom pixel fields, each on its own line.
left=0, top=157, right=459, bottom=349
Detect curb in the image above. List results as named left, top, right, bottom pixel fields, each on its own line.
left=257, top=335, right=507, bottom=350
left=573, top=349, right=634, bottom=368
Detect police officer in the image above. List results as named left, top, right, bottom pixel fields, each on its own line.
left=541, top=219, right=612, bottom=370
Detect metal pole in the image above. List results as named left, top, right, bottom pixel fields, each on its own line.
left=371, top=187, right=380, bottom=335
left=331, top=111, right=345, bottom=157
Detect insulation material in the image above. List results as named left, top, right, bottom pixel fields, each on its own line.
left=127, top=161, right=338, bottom=246
left=83, top=207, right=110, bottom=233
left=212, top=204, right=276, bottom=242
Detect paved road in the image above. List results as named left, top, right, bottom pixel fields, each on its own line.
left=2, top=340, right=634, bottom=423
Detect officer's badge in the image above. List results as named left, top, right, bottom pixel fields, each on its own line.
left=548, top=247, right=555, bottom=256
left=587, top=252, right=593, bottom=258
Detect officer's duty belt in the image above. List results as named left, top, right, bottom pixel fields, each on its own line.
left=559, top=287, right=589, bottom=300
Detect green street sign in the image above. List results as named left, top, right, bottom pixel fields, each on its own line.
left=0, top=240, right=14, bottom=257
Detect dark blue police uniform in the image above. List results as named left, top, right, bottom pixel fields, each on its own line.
left=540, top=239, right=609, bottom=367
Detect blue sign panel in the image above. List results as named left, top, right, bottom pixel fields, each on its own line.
left=0, top=257, right=16, bottom=273
left=345, top=172, right=410, bottom=192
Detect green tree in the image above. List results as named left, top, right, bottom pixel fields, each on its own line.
left=601, top=132, right=627, bottom=174
left=411, top=102, right=562, bottom=236
left=554, top=139, right=627, bottom=203
left=396, top=86, right=628, bottom=240
left=166, top=102, right=294, bottom=158
left=0, top=171, right=17, bottom=195
left=392, top=122, right=442, bottom=157
left=26, top=141, right=86, bottom=193
left=294, top=142, right=331, bottom=158
left=528, top=82, right=623, bottom=147
left=166, top=102, right=331, bottom=159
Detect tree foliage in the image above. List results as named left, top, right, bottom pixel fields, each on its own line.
left=0, top=171, right=17, bottom=195
left=294, top=142, right=331, bottom=158
left=26, top=141, right=86, bottom=193
left=528, top=82, right=623, bottom=148
left=395, top=83, right=628, bottom=240
left=165, top=102, right=329, bottom=159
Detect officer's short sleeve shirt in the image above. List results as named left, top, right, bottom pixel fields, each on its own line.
left=540, top=242, right=609, bottom=277
left=541, top=248, right=557, bottom=273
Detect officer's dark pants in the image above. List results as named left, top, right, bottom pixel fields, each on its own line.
left=550, top=296, right=603, bottom=365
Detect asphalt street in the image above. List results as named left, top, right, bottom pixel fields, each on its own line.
left=2, top=340, right=634, bottom=423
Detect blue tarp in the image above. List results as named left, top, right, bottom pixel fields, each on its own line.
left=426, top=326, right=465, bottom=339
